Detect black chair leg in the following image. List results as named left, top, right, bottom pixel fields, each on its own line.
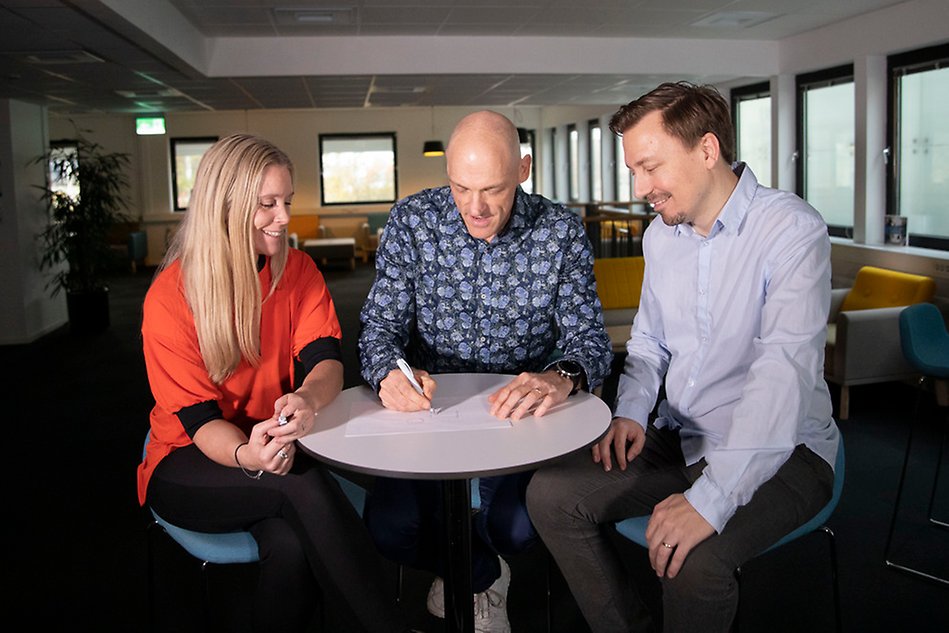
left=884, top=379, right=949, bottom=585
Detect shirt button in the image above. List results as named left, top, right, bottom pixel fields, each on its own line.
left=688, top=379, right=695, bottom=387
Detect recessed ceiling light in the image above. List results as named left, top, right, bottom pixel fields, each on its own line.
left=116, top=88, right=182, bottom=98
left=273, top=8, right=354, bottom=26
left=20, top=50, right=104, bottom=65
left=692, top=11, right=776, bottom=29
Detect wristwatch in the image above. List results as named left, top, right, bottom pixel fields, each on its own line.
left=553, top=360, right=584, bottom=396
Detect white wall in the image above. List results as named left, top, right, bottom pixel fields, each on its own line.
left=0, top=99, right=68, bottom=343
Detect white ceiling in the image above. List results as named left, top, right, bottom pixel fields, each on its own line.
left=0, top=0, right=909, bottom=114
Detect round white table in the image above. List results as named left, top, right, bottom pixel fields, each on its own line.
left=297, top=373, right=612, bottom=633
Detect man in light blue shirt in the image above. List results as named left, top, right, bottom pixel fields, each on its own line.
left=527, top=82, right=840, bottom=633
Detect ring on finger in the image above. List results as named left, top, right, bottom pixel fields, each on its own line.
left=531, top=387, right=545, bottom=397
left=661, top=541, right=674, bottom=549
left=277, top=449, right=289, bottom=460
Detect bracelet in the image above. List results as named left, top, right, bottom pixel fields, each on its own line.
left=234, top=442, right=262, bottom=480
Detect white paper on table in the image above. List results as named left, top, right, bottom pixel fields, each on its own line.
left=344, top=394, right=513, bottom=437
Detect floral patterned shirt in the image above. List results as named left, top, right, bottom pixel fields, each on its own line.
left=358, top=185, right=612, bottom=391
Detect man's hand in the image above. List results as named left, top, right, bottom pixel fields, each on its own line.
left=645, top=494, right=715, bottom=579
left=592, top=416, right=645, bottom=471
left=488, top=370, right=572, bottom=420
left=378, top=366, right=437, bottom=411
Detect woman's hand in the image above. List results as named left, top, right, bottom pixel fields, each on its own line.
left=240, top=419, right=295, bottom=475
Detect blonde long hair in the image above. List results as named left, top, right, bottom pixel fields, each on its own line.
left=161, top=134, right=293, bottom=383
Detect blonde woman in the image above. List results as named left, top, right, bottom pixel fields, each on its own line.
left=137, top=134, right=412, bottom=632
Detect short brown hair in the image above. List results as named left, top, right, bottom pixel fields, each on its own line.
left=609, top=81, right=735, bottom=164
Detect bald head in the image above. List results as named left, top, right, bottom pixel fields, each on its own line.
left=446, top=110, right=522, bottom=173
left=444, top=110, right=531, bottom=242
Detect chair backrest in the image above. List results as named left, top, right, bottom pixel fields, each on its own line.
left=593, top=256, right=645, bottom=310
left=287, top=214, right=321, bottom=241
left=899, top=302, right=949, bottom=378
left=839, top=266, right=935, bottom=312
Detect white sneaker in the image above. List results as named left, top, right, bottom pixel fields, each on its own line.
left=425, top=557, right=511, bottom=633
left=426, top=576, right=445, bottom=619
left=474, top=557, right=511, bottom=633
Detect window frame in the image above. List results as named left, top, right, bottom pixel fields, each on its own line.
left=170, top=136, right=217, bottom=212
left=796, top=64, right=855, bottom=238
left=886, top=42, right=949, bottom=251
left=318, top=132, right=398, bottom=207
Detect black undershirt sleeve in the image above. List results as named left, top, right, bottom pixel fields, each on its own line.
left=175, top=337, right=341, bottom=438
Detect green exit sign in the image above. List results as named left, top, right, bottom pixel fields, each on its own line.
left=136, top=116, right=166, bottom=135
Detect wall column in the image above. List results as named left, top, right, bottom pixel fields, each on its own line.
left=0, top=99, right=66, bottom=344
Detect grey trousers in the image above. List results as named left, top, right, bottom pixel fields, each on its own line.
left=526, top=424, right=833, bottom=633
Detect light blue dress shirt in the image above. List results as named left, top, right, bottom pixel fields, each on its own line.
left=614, top=164, right=840, bottom=533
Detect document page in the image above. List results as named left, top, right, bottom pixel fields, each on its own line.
left=345, top=394, right=513, bottom=437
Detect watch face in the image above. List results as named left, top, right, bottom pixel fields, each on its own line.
left=558, top=360, right=582, bottom=376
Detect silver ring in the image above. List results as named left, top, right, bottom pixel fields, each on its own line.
left=661, top=541, right=674, bottom=549
left=278, top=450, right=289, bottom=460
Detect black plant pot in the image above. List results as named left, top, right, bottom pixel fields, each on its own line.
left=66, top=288, right=110, bottom=334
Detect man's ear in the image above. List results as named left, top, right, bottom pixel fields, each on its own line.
left=518, top=153, right=532, bottom=184
left=700, top=133, right=721, bottom=167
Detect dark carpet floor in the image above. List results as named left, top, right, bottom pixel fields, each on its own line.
left=4, top=260, right=947, bottom=632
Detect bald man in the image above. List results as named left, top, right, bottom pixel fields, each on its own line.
left=358, top=110, right=612, bottom=632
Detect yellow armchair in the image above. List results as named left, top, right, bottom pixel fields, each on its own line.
left=593, top=256, right=645, bottom=352
left=825, top=266, right=936, bottom=419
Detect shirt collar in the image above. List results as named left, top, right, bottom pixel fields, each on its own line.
left=675, top=162, right=757, bottom=239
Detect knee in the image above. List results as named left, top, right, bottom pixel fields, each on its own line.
left=662, top=545, right=736, bottom=603
left=254, top=520, right=310, bottom=580
left=525, top=469, right=571, bottom=531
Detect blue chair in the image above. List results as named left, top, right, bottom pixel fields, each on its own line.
left=614, top=439, right=845, bottom=633
left=143, top=434, right=368, bottom=628
left=884, top=302, right=949, bottom=584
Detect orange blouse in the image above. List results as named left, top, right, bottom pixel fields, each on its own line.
left=137, top=249, right=341, bottom=504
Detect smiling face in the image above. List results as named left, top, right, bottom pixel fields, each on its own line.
left=622, top=110, right=720, bottom=233
left=446, top=111, right=531, bottom=242
left=252, top=164, right=293, bottom=256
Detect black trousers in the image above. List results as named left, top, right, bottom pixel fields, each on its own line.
left=147, top=444, right=407, bottom=633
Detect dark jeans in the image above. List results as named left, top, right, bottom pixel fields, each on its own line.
left=364, top=472, right=538, bottom=593
left=526, top=425, right=833, bottom=633
left=147, top=444, right=407, bottom=633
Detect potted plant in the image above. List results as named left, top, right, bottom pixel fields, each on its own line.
left=34, top=133, right=131, bottom=333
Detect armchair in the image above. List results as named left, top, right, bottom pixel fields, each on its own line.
left=593, top=256, right=644, bottom=352
left=824, top=266, right=936, bottom=420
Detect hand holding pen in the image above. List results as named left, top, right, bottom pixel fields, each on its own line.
left=377, top=358, right=438, bottom=412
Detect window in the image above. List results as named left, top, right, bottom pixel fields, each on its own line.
left=797, top=65, right=855, bottom=236
left=589, top=119, right=602, bottom=201
left=731, top=82, right=772, bottom=187
left=319, top=133, right=397, bottom=205
left=568, top=124, right=580, bottom=202
left=48, top=141, right=79, bottom=199
left=615, top=133, right=633, bottom=202
left=544, top=127, right=557, bottom=199
left=171, top=137, right=216, bottom=211
left=888, top=42, right=949, bottom=249
left=519, top=128, right=535, bottom=195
